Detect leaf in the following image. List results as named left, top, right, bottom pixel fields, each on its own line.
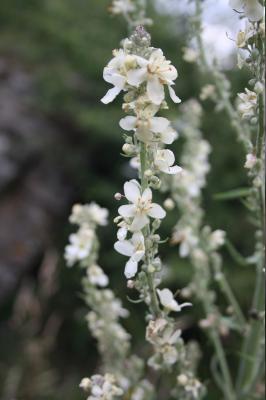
left=213, top=187, right=252, bottom=201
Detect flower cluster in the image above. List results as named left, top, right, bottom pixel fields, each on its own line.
left=79, top=374, right=123, bottom=400
left=237, top=88, right=258, bottom=119
left=102, top=27, right=182, bottom=285
left=65, top=203, right=148, bottom=395
left=146, top=317, right=183, bottom=370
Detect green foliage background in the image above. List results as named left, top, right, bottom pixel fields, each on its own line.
left=0, top=1, right=255, bottom=399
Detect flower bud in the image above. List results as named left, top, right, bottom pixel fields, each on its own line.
left=164, top=198, right=175, bottom=210
left=144, top=169, right=153, bottom=177
left=254, top=81, right=264, bottom=94
left=127, top=280, right=135, bottom=289
left=152, top=219, right=161, bottom=231
left=147, top=264, right=155, bottom=273
left=150, top=175, right=161, bottom=189
left=114, top=192, right=122, bottom=200
left=177, top=374, right=188, bottom=386
left=122, top=143, right=135, bottom=155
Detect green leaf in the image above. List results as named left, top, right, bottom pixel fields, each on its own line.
left=213, top=187, right=252, bottom=201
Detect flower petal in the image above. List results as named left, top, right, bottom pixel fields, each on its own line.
left=118, top=204, right=135, bottom=218
left=130, top=214, right=149, bottom=231
left=150, top=117, right=170, bottom=133
left=168, top=86, right=181, bottom=103
left=124, top=259, right=138, bottom=279
left=119, top=116, right=137, bottom=131
left=101, top=86, right=122, bottom=104
left=141, top=187, right=152, bottom=203
left=148, top=203, right=166, bottom=219
left=124, top=180, right=140, bottom=203
left=160, top=128, right=178, bottom=144
left=229, top=0, right=244, bottom=10
left=127, top=67, right=147, bottom=86
left=114, top=240, right=134, bottom=257
left=147, top=77, right=165, bottom=105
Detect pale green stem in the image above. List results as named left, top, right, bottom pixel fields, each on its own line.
left=140, top=142, right=161, bottom=317
left=218, top=274, right=247, bottom=330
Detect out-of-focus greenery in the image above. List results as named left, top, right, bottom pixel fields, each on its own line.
left=0, top=1, right=255, bottom=399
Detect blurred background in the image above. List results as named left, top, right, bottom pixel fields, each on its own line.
left=0, top=0, right=255, bottom=399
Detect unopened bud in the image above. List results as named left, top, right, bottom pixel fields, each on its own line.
left=177, top=374, right=188, bottom=386
left=122, top=143, right=135, bottom=155
left=114, top=192, right=122, bottom=201
left=144, top=169, right=153, bottom=177
left=127, top=280, right=135, bottom=289
left=254, top=81, right=264, bottom=94
left=164, top=198, right=175, bottom=210
left=147, top=264, right=155, bottom=273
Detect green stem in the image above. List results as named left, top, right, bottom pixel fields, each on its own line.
left=219, top=274, right=247, bottom=330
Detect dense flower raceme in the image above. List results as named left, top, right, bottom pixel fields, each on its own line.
left=65, top=203, right=155, bottom=398
left=229, top=0, right=264, bottom=21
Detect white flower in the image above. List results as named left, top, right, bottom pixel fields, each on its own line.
left=114, top=232, right=145, bottom=278
left=237, top=88, right=257, bottom=119
left=244, top=153, right=257, bottom=168
left=119, top=115, right=178, bottom=144
left=69, top=203, right=108, bottom=226
left=157, top=289, right=192, bottom=312
left=200, top=84, right=216, bottom=101
left=101, top=50, right=146, bottom=104
left=229, top=0, right=264, bottom=21
left=64, top=227, right=94, bottom=267
left=182, top=47, right=199, bottom=63
left=80, top=374, right=123, bottom=400
left=209, top=230, right=226, bottom=249
left=154, top=149, right=182, bottom=175
left=87, top=265, right=109, bottom=287
left=109, top=0, right=135, bottom=15
left=126, top=48, right=181, bottom=105
left=172, top=227, right=199, bottom=257
left=118, top=180, right=166, bottom=231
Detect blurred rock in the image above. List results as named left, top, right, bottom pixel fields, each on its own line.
left=0, top=57, right=74, bottom=303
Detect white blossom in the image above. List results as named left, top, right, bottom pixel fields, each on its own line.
left=209, top=230, right=226, bottom=250
left=244, top=153, right=257, bottom=168
left=87, top=265, right=109, bottom=287
left=80, top=374, right=123, bottom=400
left=126, top=48, right=181, bottom=105
left=172, top=227, right=199, bottom=257
left=118, top=180, right=166, bottom=231
left=114, top=232, right=145, bottom=278
left=70, top=203, right=109, bottom=226
left=119, top=115, right=178, bottom=144
left=154, top=149, right=182, bottom=175
left=237, top=88, right=257, bottom=119
left=157, top=289, right=192, bottom=312
left=182, top=47, right=199, bottom=63
left=229, top=0, right=264, bottom=22
left=64, top=227, right=95, bottom=267
left=109, top=0, right=136, bottom=15
left=101, top=50, right=147, bottom=104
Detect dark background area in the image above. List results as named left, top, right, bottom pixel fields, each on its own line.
left=0, top=1, right=254, bottom=398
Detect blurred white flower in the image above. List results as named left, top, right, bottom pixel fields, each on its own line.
left=79, top=374, right=123, bottom=400
left=182, top=47, right=199, bottom=63
left=87, top=265, right=109, bottom=287
left=209, top=230, right=226, bottom=250
left=229, top=0, right=264, bottom=22
left=118, top=180, right=166, bottom=231
left=200, top=84, right=216, bottom=101
left=237, top=88, right=257, bottom=119
left=154, top=149, right=182, bottom=175
left=70, top=202, right=108, bottom=226
left=114, top=232, right=145, bottom=278
left=172, top=227, right=199, bottom=257
left=245, top=153, right=257, bottom=169
left=109, top=0, right=135, bottom=15
left=64, top=227, right=94, bottom=267
left=157, top=288, right=192, bottom=312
